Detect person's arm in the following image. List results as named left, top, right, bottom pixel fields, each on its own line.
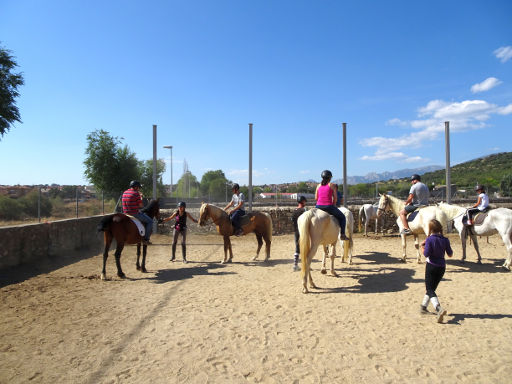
left=331, top=184, right=337, bottom=206
left=187, top=212, right=198, bottom=223
left=405, top=193, right=414, bottom=205
left=446, top=239, right=453, bottom=258
left=421, top=238, right=429, bottom=257
left=224, top=200, right=233, bottom=211
left=314, top=185, right=320, bottom=201
left=162, top=211, right=177, bottom=223
left=472, top=196, right=482, bottom=209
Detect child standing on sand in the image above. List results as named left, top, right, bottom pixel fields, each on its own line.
left=163, top=201, right=198, bottom=263
left=420, top=219, right=453, bottom=323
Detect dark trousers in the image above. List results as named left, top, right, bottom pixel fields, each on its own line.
left=425, top=262, right=445, bottom=298
left=467, top=207, right=480, bottom=221
left=316, top=205, right=346, bottom=235
left=230, top=209, right=245, bottom=230
left=172, top=228, right=187, bottom=260
left=294, top=230, right=300, bottom=255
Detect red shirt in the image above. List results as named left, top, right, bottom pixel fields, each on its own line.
left=122, top=188, right=142, bottom=215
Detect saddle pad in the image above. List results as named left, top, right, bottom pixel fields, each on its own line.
left=407, top=210, right=419, bottom=222
left=126, top=214, right=145, bottom=236
left=473, top=211, right=488, bottom=226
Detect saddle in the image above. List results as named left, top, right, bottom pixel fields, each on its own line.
left=125, top=214, right=146, bottom=236
left=463, top=209, right=490, bottom=227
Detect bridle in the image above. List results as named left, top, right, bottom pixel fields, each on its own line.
left=377, top=195, right=388, bottom=213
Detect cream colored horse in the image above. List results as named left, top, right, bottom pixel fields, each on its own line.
left=298, top=207, right=354, bottom=293
left=198, top=203, right=272, bottom=263
left=377, top=193, right=447, bottom=263
left=358, top=203, right=383, bottom=236
left=438, top=202, right=512, bottom=269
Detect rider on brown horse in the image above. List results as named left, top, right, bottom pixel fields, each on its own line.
left=122, top=180, right=153, bottom=245
left=224, top=183, right=245, bottom=236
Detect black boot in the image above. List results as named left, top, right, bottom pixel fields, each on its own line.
left=182, top=244, right=187, bottom=263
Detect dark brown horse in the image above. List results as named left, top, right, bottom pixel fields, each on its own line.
left=198, top=203, right=272, bottom=263
left=97, top=199, right=160, bottom=279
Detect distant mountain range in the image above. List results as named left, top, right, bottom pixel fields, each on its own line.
left=332, top=165, right=444, bottom=185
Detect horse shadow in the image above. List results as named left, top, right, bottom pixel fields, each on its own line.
left=356, top=251, right=405, bottom=265
left=445, top=258, right=509, bottom=274
left=446, top=313, right=512, bottom=325
left=230, top=258, right=293, bottom=268
left=148, top=262, right=236, bottom=284
left=0, top=248, right=98, bottom=289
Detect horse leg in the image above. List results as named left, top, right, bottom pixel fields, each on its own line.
left=252, top=234, right=263, bottom=261
left=222, top=236, right=229, bottom=263
left=344, top=239, right=352, bottom=265
left=470, top=233, right=482, bottom=264
left=330, top=242, right=337, bottom=277
left=141, top=244, right=148, bottom=273
left=114, top=242, right=126, bottom=278
left=498, top=232, right=512, bottom=270
left=414, top=235, right=422, bottom=264
left=136, top=243, right=141, bottom=270
left=460, top=230, right=468, bottom=263
left=101, top=235, right=112, bottom=280
left=401, top=234, right=407, bottom=262
left=321, top=245, right=328, bottom=274
left=264, top=236, right=271, bottom=261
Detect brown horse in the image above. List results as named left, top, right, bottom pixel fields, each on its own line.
left=97, top=199, right=160, bottom=279
left=198, top=203, right=272, bottom=263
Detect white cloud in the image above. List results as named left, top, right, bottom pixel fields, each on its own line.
left=494, top=46, right=512, bottom=63
left=497, top=103, right=512, bottom=115
left=385, top=118, right=407, bottom=126
left=471, top=77, right=502, bottom=93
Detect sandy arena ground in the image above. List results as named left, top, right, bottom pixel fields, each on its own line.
left=1, top=231, right=512, bottom=383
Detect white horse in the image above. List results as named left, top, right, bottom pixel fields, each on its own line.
left=438, top=202, right=512, bottom=269
left=298, top=207, right=354, bottom=293
left=358, top=203, right=383, bottom=236
left=377, top=193, right=448, bottom=263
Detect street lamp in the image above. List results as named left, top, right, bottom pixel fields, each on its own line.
left=163, top=145, right=173, bottom=198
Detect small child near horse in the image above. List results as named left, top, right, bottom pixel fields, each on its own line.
left=420, top=219, right=453, bottom=323
left=291, top=195, right=307, bottom=271
left=163, top=201, right=198, bottom=263
left=466, top=184, right=489, bottom=226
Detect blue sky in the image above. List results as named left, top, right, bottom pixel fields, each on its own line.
left=1, top=0, right=511, bottom=186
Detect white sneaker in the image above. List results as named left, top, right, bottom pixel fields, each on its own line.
left=400, top=228, right=412, bottom=235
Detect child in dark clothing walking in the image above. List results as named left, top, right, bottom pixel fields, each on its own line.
left=291, top=195, right=307, bottom=271
left=163, top=201, right=198, bottom=263
left=420, top=219, right=453, bottom=323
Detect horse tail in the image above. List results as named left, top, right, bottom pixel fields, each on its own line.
left=299, top=210, right=314, bottom=278
left=358, top=206, right=364, bottom=232
left=265, top=212, right=273, bottom=241
left=97, top=214, right=115, bottom=232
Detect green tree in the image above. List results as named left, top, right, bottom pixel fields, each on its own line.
left=19, top=190, right=52, bottom=217
left=175, top=171, right=200, bottom=199
left=500, top=174, right=512, bottom=197
left=200, top=170, right=229, bottom=201
left=0, top=45, right=24, bottom=138
left=83, top=130, right=139, bottom=199
left=138, top=158, right=166, bottom=197
left=0, top=195, right=24, bottom=220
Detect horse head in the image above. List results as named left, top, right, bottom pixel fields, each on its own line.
left=376, top=193, right=388, bottom=217
left=141, top=199, right=160, bottom=220
left=198, top=203, right=209, bottom=226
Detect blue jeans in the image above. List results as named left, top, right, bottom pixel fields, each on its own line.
left=316, top=205, right=346, bottom=235
left=230, top=209, right=245, bottom=230
left=134, top=212, right=153, bottom=240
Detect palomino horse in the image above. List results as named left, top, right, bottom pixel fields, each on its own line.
left=377, top=193, right=447, bottom=263
left=438, top=202, right=512, bottom=269
left=298, top=207, right=354, bottom=293
left=358, top=203, right=383, bottom=236
left=97, top=199, right=160, bottom=279
left=198, top=203, right=272, bottom=263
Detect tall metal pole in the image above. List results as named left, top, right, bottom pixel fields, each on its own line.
left=248, top=123, right=253, bottom=212
left=445, top=121, right=451, bottom=204
left=342, top=122, right=348, bottom=207
left=152, top=125, right=157, bottom=232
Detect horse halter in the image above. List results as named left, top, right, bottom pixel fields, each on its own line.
left=377, top=196, right=388, bottom=213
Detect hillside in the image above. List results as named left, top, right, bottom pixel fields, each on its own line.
left=419, top=152, right=512, bottom=188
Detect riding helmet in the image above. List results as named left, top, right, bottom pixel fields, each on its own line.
left=232, top=183, right=240, bottom=190
left=410, top=174, right=421, bottom=182
left=475, top=184, right=485, bottom=192
left=129, top=180, right=142, bottom=188
left=297, top=195, right=307, bottom=204
left=321, top=170, right=332, bottom=180
left=178, top=201, right=186, bottom=208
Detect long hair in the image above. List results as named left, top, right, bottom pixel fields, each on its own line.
left=428, top=219, right=443, bottom=236
left=321, top=177, right=331, bottom=186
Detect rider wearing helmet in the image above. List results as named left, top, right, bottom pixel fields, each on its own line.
left=291, top=195, right=308, bottom=271
left=224, top=183, right=245, bottom=236
left=122, top=180, right=153, bottom=245
left=162, top=201, right=198, bottom=262
left=315, top=170, right=348, bottom=240
left=466, top=185, right=489, bottom=225
left=399, top=174, right=430, bottom=235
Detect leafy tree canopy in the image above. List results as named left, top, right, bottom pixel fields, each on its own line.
left=0, top=44, right=24, bottom=138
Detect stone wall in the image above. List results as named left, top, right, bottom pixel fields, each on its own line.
left=0, top=216, right=104, bottom=270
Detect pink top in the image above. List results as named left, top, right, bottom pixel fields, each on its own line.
left=316, top=184, right=334, bottom=205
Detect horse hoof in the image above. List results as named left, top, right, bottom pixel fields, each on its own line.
left=459, top=260, right=465, bottom=264
left=100, top=273, right=106, bottom=280
left=227, top=258, right=233, bottom=263
left=302, top=288, right=309, bottom=294
left=118, top=272, right=126, bottom=279
left=251, top=256, right=258, bottom=261
left=136, top=265, right=141, bottom=271
left=477, top=260, right=482, bottom=265
left=141, top=268, right=147, bottom=273
left=321, top=269, right=327, bottom=275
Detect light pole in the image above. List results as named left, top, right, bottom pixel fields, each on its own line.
left=163, top=145, right=173, bottom=198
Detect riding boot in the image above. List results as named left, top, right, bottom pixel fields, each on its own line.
left=182, top=244, right=187, bottom=263
left=170, top=243, right=176, bottom=261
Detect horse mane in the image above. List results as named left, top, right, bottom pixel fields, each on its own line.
left=438, top=202, right=465, bottom=220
